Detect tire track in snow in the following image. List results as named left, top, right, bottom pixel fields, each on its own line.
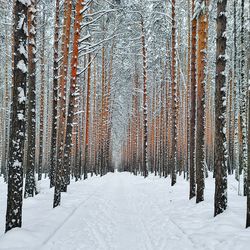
left=126, top=184, right=155, bottom=250
left=136, top=182, right=201, bottom=250
left=80, top=194, right=118, bottom=250
left=40, top=180, right=108, bottom=248
left=107, top=174, right=154, bottom=250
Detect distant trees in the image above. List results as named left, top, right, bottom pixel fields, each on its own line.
left=120, top=0, right=248, bottom=223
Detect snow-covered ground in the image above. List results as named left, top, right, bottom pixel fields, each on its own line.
left=0, top=172, right=249, bottom=250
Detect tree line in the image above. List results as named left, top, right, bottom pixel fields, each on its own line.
left=120, top=0, right=250, bottom=228
left=1, top=0, right=116, bottom=233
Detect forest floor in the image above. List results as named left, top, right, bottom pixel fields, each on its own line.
left=0, top=172, right=250, bottom=250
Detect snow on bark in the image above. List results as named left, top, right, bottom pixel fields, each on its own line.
left=214, top=0, right=228, bottom=217
left=6, top=0, right=29, bottom=232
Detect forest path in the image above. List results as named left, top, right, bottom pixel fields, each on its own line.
left=1, top=172, right=249, bottom=250
left=40, top=173, right=195, bottom=250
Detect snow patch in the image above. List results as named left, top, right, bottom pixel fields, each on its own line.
left=17, top=60, right=27, bottom=73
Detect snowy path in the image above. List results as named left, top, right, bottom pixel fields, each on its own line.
left=0, top=173, right=250, bottom=250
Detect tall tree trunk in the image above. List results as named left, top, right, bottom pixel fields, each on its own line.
left=106, top=42, right=114, bottom=174
left=1, top=14, right=11, bottom=182
left=50, top=0, right=60, bottom=188
left=196, top=0, right=208, bottom=203
left=54, top=0, right=72, bottom=207
left=25, top=0, right=37, bottom=198
left=214, top=0, right=228, bottom=217
left=141, top=17, right=148, bottom=178
left=64, top=0, right=85, bottom=186
left=91, top=62, right=97, bottom=175
left=227, top=70, right=234, bottom=175
left=246, top=0, right=250, bottom=228
left=38, top=9, right=46, bottom=181
left=186, top=0, right=191, bottom=181
left=83, top=52, right=91, bottom=180
left=189, top=0, right=197, bottom=199
left=101, top=44, right=106, bottom=176
left=171, top=0, right=177, bottom=186
left=239, top=0, right=247, bottom=196
left=6, top=0, right=30, bottom=232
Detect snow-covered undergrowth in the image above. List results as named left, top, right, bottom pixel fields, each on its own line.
left=0, top=173, right=249, bottom=250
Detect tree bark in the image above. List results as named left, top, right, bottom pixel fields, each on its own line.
left=54, top=0, right=72, bottom=207
left=141, top=16, right=148, bottom=178
left=50, top=0, right=60, bottom=188
left=214, top=0, right=228, bottom=217
left=189, top=0, right=197, bottom=199
left=25, top=0, right=37, bottom=198
left=6, top=0, right=30, bottom=232
left=171, top=0, right=177, bottom=186
left=196, top=0, right=208, bottom=203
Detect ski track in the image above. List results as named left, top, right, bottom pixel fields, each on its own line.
left=41, top=174, right=201, bottom=250
left=1, top=172, right=250, bottom=250
left=41, top=182, right=107, bottom=247
left=137, top=189, right=197, bottom=250
left=130, top=179, right=199, bottom=250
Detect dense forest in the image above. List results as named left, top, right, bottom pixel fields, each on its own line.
left=0, top=0, right=250, bottom=246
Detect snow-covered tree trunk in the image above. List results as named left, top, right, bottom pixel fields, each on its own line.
left=6, top=0, right=30, bottom=232
left=54, top=0, right=72, bottom=207
left=196, top=0, right=209, bottom=203
left=50, top=0, right=60, bottom=189
left=100, top=43, right=106, bottom=176
left=91, top=61, right=97, bottom=176
left=214, top=0, right=228, bottom=217
left=246, top=0, right=250, bottom=228
left=239, top=0, right=247, bottom=196
left=141, top=16, right=148, bottom=178
left=247, top=64, right=250, bottom=226
left=38, top=8, right=46, bottom=181
left=170, top=0, right=177, bottom=186
left=24, top=0, right=37, bottom=198
left=64, top=0, right=85, bottom=186
left=105, top=41, right=115, bottom=174
left=189, top=0, right=197, bottom=199
left=1, top=12, right=11, bottom=182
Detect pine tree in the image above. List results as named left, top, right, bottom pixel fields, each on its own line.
left=54, top=0, right=72, bottom=207
left=214, top=0, right=228, bottom=217
left=38, top=8, right=46, bottom=181
left=246, top=0, right=250, bottom=227
left=141, top=16, right=148, bottom=178
left=170, top=0, right=177, bottom=186
left=189, top=0, right=197, bottom=199
left=24, top=0, right=37, bottom=198
left=195, top=0, right=209, bottom=203
left=64, top=0, right=85, bottom=187
left=50, top=0, right=60, bottom=188
left=246, top=62, right=250, bottom=227
left=6, top=0, right=30, bottom=232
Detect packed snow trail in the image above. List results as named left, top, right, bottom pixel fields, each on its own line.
left=0, top=173, right=250, bottom=250
left=40, top=173, right=195, bottom=250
